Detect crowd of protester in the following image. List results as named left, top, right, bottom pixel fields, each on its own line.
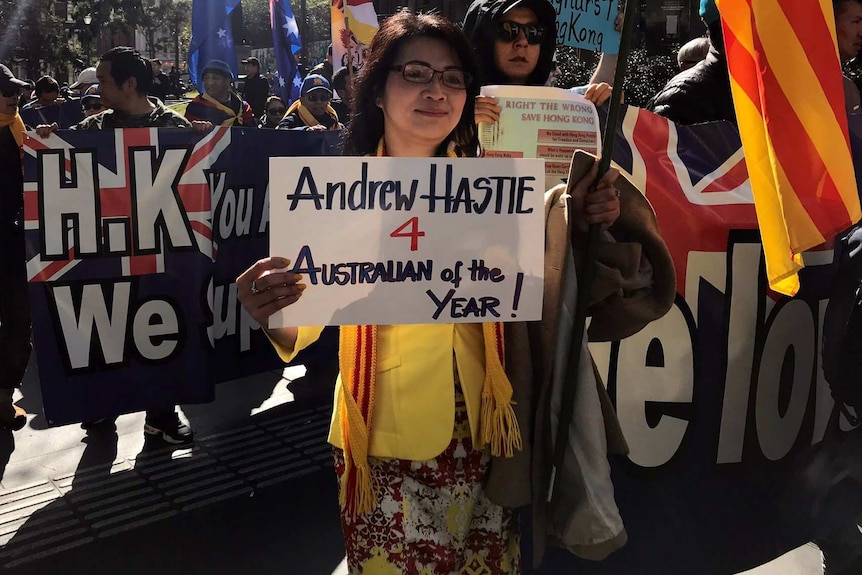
left=0, top=0, right=860, bottom=572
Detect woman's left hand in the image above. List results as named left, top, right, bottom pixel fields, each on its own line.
left=570, top=161, right=621, bottom=233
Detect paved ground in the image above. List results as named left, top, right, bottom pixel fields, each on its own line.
left=0, top=358, right=826, bottom=574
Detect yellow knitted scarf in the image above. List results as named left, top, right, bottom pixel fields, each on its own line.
left=338, top=138, right=522, bottom=518
left=0, top=111, right=25, bottom=148
left=285, top=98, right=338, bottom=127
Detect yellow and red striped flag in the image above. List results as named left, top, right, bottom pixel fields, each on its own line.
left=716, top=0, right=862, bottom=295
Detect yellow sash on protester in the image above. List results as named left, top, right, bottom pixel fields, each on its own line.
left=201, top=93, right=243, bottom=126
left=284, top=99, right=339, bottom=127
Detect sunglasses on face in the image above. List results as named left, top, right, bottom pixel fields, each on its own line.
left=267, top=107, right=286, bottom=115
left=1, top=88, right=21, bottom=98
left=304, top=92, right=331, bottom=103
left=496, top=21, right=545, bottom=44
left=389, top=62, right=472, bottom=90
left=83, top=101, right=104, bottom=111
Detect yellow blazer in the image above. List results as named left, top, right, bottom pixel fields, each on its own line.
left=271, top=324, right=487, bottom=460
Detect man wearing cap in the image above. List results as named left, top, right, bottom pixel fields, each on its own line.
left=185, top=60, right=255, bottom=127
left=0, top=64, right=33, bottom=431
left=80, top=85, right=105, bottom=117
left=241, top=56, right=270, bottom=118
left=70, top=67, right=98, bottom=98
left=277, top=74, right=341, bottom=131
left=646, top=0, right=735, bottom=125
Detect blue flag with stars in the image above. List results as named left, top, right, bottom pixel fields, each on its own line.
left=188, top=0, right=241, bottom=91
left=270, top=0, right=303, bottom=103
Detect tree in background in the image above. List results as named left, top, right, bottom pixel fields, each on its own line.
left=240, top=0, right=332, bottom=62
left=555, top=45, right=679, bottom=109
left=0, top=0, right=78, bottom=80
left=136, top=0, right=192, bottom=62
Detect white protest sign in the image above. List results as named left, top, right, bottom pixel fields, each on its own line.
left=479, top=85, right=601, bottom=188
left=268, top=157, right=546, bottom=327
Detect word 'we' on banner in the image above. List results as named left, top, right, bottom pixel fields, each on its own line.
left=268, top=157, right=546, bottom=326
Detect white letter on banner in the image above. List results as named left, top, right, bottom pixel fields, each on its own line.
left=755, top=299, right=815, bottom=461
left=39, top=150, right=100, bottom=257
left=717, top=243, right=761, bottom=463
left=130, top=148, right=194, bottom=251
left=617, top=302, right=694, bottom=468
left=53, top=282, right=131, bottom=369
left=132, top=299, right=180, bottom=361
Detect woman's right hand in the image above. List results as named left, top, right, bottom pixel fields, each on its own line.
left=236, top=256, right=306, bottom=329
left=475, top=96, right=502, bottom=125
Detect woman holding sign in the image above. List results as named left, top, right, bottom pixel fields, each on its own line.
left=237, top=10, right=627, bottom=574
left=462, top=0, right=615, bottom=125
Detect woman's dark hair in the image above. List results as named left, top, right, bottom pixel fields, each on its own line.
left=100, top=47, right=153, bottom=95
left=343, top=10, right=480, bottom=157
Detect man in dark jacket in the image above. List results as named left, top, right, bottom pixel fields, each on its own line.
left=277, top=74, right=341, bottom=131
left=73, top=47, right=198, bottom=444
left=0, top=64, right=31, bottom=431
left=241, top=57, right=270, bottom=118
left=185, top=60, right=256, bottom=127
left=646, top=0, right=736, bottom=125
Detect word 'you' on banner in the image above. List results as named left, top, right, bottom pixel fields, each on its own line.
left=268, top=157, right=546, bottom=326
left=550, top=0, right=621, bottom=53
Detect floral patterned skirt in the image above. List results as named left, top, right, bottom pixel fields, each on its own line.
left=333, top=388, right=520, bottom=574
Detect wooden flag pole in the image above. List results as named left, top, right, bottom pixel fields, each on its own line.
left=344, top=3, right=355, bottom=90
left=547, top=0, right=639, bottom=507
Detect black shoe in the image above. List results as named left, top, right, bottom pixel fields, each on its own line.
left=81, top=418, right=117, bottom=434
left=143, top=413, right=194, bottom=445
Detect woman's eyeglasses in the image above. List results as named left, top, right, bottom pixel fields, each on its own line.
left=83, top=101, right=104, bottom=111
left=304, top=92, right=331, bottom=103
left=267, top=108, right=286, bottom=115
left=496, top=21, right=545, bottom=45
left=389, top=62, right=472, bottom=90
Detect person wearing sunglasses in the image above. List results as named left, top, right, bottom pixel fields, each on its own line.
left=258, top=95, right=287, bottom=129
left=0, top=64, right=32, bottom=432
left=80, top=85, right=105, bottom=117
left=462, top=0, right=614, bottom=126
left=277, top=74, right=342, bottom=131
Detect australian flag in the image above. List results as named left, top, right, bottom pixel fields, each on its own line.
left=188, top=0, right=241, bottom=92
left=271, top=0, right=304, bottom=103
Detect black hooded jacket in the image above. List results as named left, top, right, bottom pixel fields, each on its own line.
left=462, top=0, right=557, bottom=86
left=645, top=21, right=736, bottom=125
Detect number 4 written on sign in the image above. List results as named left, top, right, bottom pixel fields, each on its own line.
left=390, top=217, right=425, bottom=251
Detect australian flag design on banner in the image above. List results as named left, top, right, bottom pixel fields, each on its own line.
left=188, top=0, right=241, bottom=91
left=271, top=0, right=304, bottom=103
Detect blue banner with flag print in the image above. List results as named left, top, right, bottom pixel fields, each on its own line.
left=21, top=127, right=341, bottom=426
left=17, top=110, right=861, bottom=574
left=188, top=0, right=241, bottom=91
left=270, top=0, right=304, bottom=103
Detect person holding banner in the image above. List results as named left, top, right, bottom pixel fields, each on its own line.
left=61, top=47, right=197, bottom=444
left=276, top=74, right=342, bottom=131
left=463, top=0, right=614, bottom=127
left=0, top=64, right=32, bottom=431
left=184, top=59, right=256, bottom=128
left=236, top=9, right=652, bottom=574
